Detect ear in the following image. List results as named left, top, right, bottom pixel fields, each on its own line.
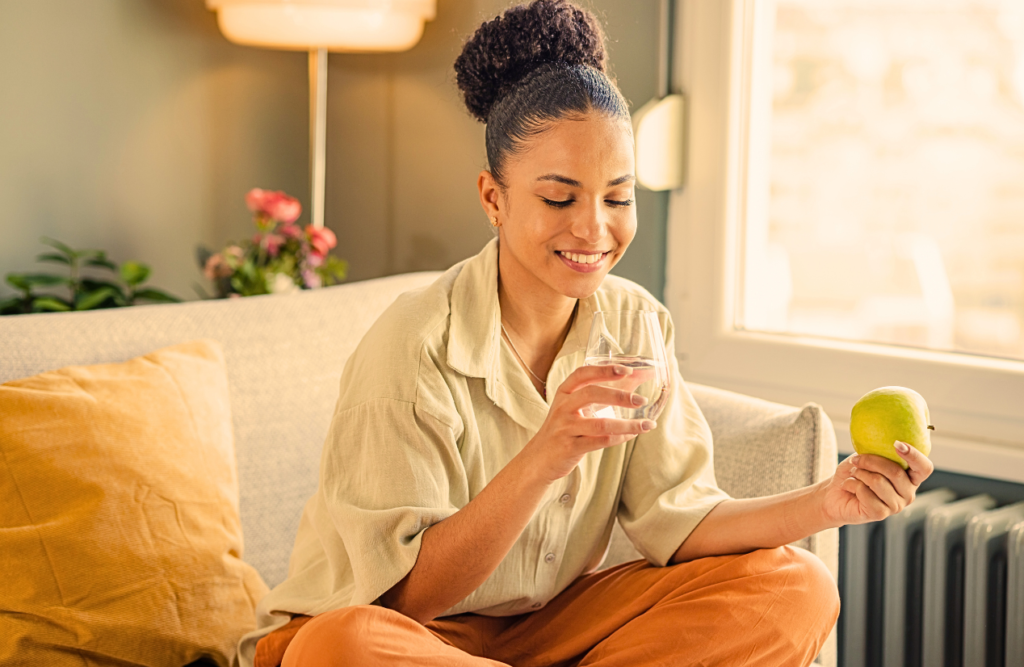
left=477, top=170, right=503, bottom=221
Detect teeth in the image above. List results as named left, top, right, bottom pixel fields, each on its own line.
left=561, top=251, right=603, bottom=264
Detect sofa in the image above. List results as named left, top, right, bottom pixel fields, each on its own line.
left=0, top=271, right=838, bottom=666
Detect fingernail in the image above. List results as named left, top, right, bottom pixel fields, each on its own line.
left=631, top=394, right=647, bottom=406
left=850, top=466, right=858, bottom=475
left=641, top=420, right=656, bottom=431
left=613, top=365, right=630, bottom=376
left=850, top=455, right=860, bottom=464
left=895, top=441, right=910, bottom=453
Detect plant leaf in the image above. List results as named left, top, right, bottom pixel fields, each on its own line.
left=5, top=274, right=32, bottom=292
left=84, top=253, right=118, bottom=271
left=32, top=296, right=72, bottom=312
left=120, top=261, right=151, bottom=286
left=81, top=278, right=126, bottom=296
left=75, top=287, right=119, bottom=311
left=0, top=296, right=25, bottom=314
left=9, top=273, right=71, bottom=288
left=81, top=280, right=126, bottom=307
left=133, top=288, right=181, bottom=304
left=39, top=237, right=78, bottom=259
left=36, top=252, right=72, bottom=265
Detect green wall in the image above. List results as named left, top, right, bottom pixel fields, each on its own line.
left=0, top=0, right=667, bottom=303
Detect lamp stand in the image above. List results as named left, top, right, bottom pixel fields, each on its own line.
left=309, top=48, right=328, bottom=229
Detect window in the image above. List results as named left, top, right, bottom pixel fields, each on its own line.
left=667, top=0, right=1024, bottom=481
left=744, top=0, right=1024, bottom=362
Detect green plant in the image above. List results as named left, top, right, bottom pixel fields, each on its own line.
left=0, top=237, right=181, bottom=315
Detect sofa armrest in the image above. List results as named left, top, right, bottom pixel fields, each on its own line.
left=689, top=382, right=838, bottom=565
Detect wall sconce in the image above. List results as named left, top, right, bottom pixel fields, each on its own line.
left=206, top=0, right=437, bottom=227
left=634, top=0, right=684, bottom=192
left=634, top=94, right=685, bottom=191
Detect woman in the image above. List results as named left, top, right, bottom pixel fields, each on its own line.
left=241, top=2, right=934, bottom=665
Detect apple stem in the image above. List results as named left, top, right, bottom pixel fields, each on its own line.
left=928, top=425, right=935, bottom=430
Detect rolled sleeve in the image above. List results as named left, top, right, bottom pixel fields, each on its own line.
left=318, top=397, right=463, bottom=606
left=617, top=321, right=732, bottom=567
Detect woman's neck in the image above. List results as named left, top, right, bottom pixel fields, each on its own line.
left=496, top=246, right=577, bottom=390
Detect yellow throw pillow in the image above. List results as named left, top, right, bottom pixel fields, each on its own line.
left=0, top=339, right=269, bottom=666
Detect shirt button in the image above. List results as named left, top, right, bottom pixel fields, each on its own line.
left=559, top=493, right=571, bottom=504
left=545, top=552, right=556, bottom=564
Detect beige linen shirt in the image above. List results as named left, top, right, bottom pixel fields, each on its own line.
left=238, top=238, right=730, bottom=665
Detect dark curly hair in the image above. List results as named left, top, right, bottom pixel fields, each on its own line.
left=454, top=0, right=630, bottom=186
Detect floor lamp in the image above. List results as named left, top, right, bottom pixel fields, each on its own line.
left=206, top=0, right=436, bottom=228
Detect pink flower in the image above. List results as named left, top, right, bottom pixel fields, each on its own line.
left=280, top=224, right=302, bottom=240
left=245, top=189, right=271, bottom=213
left=205, top=245, right=244, bottom=281
left=301, top=268, right=322, bottom=289
left=263, top=233, right=285, bottom=257
left=305, top=225, right=337, bottom=257
left=203, top=254, right=223, bottom=281
left=306, top=253, right=324, bottom=268
left=246, top=188, right=302, bottom=224
left=203, top=253, right=234, bottom=280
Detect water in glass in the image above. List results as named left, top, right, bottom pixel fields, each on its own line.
left=584, top=310, right=671, bottom=421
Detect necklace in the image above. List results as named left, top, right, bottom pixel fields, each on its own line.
left=500, top=322, right=547, bottom=390
left=499, top=304, right=578, bottom=397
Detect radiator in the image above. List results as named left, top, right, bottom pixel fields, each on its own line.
left=840, top=490, right=1024, bottom=667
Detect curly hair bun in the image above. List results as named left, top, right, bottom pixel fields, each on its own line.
left=455, top=0, right=608, bottom=123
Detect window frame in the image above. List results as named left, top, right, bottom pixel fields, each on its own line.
left=666, top=0, right=1024, bottom=483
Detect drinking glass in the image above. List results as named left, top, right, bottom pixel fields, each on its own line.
left=584, top=310, right=671, bottom=420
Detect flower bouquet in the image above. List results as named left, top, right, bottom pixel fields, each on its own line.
left=198, top=189, right=347, bottom=298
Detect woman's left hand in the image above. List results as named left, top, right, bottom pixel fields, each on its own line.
left=818, top=441, right=935, bottom=527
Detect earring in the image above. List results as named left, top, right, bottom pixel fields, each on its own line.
left=490, top=216, right=499, bottom=227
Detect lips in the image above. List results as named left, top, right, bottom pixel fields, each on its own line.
left=557, top=250, right=609, bottom=273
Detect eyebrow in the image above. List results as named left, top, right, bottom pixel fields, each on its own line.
left=536, top=173, right=636, bottom=187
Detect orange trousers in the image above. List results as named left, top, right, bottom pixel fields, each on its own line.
left=269, top=546, right=839, bottom=667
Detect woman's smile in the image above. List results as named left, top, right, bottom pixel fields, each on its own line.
left=556, top=249, right=611, bottom=273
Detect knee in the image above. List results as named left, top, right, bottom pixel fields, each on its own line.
left=722, top=547, right=838, bottom=663
left=282, top=605, right=397, bottom=667
left=773, top=546, right=840, bottom=627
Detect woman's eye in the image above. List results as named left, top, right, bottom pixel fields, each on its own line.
left=542, top=198, right=574, bottom=208
left=606, top=199, right=635, bottom=207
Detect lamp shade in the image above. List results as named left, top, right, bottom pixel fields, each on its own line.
left=206, top=0, right=436, bottom=52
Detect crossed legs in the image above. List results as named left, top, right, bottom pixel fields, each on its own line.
left=281, top=546, right=840, bottom=667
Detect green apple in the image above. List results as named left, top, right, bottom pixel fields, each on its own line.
left=850, top=386, right=934, bottom=470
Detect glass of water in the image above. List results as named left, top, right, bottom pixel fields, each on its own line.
left=584, top=310, right=671, bottom=421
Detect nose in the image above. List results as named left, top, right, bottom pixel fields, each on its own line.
left=570, top=199, right=608, bottom=245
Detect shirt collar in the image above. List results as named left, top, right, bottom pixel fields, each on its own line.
left=447, top=238, right=501, bottom=379
left=447, top=237, right=602, bottom=431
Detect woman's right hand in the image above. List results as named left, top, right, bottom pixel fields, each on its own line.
left=523, top=364, right=655, bottom=484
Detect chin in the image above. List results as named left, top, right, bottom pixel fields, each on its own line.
left=554, top=273, right=606, bottom=301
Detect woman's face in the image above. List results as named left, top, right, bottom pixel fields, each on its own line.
left=482, top=112, right=637, bottom=302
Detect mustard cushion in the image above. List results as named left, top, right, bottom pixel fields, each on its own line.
left=0, top=339, right=269, bottom=666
